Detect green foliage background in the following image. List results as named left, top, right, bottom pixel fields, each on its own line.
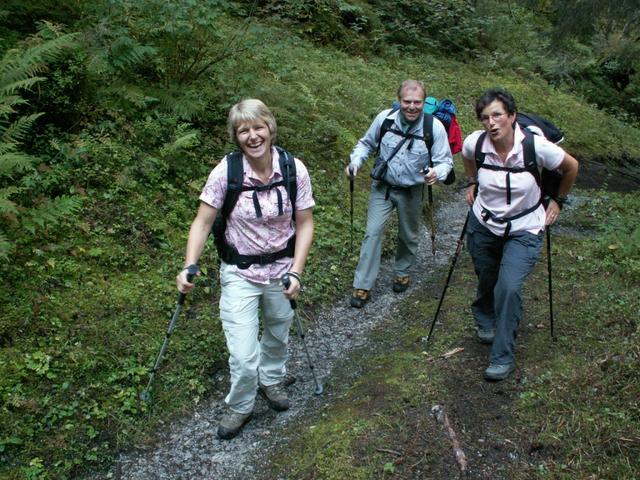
left=1, top=0, right=639, bottom=478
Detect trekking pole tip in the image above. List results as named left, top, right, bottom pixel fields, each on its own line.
left=314, top=383, right=324, bottom=395
left=139, top=390, right=151, bottom=402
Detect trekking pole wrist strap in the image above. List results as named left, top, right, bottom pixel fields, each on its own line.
left=551, top=195, right=567, bottom=209
left=287, top=271, right=303, bottom=289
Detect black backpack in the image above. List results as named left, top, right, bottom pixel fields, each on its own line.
left=378, top=107, right=456, bottom=185
left=211, top=146, right=297, bottom=269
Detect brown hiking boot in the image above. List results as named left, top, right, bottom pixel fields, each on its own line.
left=259, top=382, right=290, bottom=411
left=392, top=275, right=410, bottom=293
left=350, top=289, right=369, bottom=308
left=217, top=409, right=253, bottom=440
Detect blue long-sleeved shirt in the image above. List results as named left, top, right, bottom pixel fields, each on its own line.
left=349, top=108, right=453, bottom=187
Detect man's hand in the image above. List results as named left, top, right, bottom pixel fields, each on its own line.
left=423, top=167, right=438, bottom=186
left=346, top=165, right=358, bottom=178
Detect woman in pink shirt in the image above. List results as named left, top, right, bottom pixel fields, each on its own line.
left=176, top=99, right=315, bottom=439
left=461, top=88, right=578, bottom=381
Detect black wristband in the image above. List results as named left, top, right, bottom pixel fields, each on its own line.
left=553, top=196, right=567, bottom=209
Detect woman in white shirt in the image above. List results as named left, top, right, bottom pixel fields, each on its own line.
left=461, top=88, right=578, bottom=381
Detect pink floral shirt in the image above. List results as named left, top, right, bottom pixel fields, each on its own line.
left=199, top=147, right=315, bottom=284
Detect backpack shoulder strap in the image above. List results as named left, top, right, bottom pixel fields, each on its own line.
left=474, top=131, right=487, bottom=169
left=423, top=113, right=434, bottom=165
left=221, top=151, right=244, bottom=219
left=377, top=106, right=399, bottom=152
left=276, top=146, right=297, bottom=215
left=521, top=128, right=541, bottom=187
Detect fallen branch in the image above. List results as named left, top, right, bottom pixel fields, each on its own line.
left=375, top=447, right=402, bottom=456
left=431, top=404, right=468, bottom=473
left=440, top=347, right=464, bottom=359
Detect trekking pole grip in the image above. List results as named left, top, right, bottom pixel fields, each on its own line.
left=179, top=264, right=199, bottom=305
left=281, top=274, right=297, bottom=309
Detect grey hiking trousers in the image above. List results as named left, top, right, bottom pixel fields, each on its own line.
left=353, top=180, right=424, bottom=291
left=466, top=213, right=544, bottom=365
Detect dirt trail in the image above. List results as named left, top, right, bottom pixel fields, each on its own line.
left=88, top=190, right=480, bottom=479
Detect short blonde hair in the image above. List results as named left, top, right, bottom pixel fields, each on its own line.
left=227, top=99, right=277, bottom=146
left=396, top=80, right=426, bottom=101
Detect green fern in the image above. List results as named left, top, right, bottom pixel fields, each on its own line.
left=21, top=195, right=84, bottom=235
left=0, top=24, right=80, bottom=261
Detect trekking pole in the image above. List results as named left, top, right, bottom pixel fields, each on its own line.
left=546, top=227, right=555, bottom=340
left=282, top=274, right=323, bottom=395
left=425, top=212, right=470, bottom=344
left=349, top=166, right=354, bottom=252
left=425, top=164, right=436, bottom=256
left=139, top=264, right=199, bottom=402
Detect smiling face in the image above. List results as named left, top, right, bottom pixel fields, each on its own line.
left=398, top=86, right=425, bottom=123
left=235, top=119, right=272, bottom=161
left=479, top=99, right=516, bottom=143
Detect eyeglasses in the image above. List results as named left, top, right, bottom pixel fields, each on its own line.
left=480, top=112, right=507, bottom=124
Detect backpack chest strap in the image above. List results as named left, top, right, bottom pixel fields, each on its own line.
left=242, top=180, right=287, bottom=218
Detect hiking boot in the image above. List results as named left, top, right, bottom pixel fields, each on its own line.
left=476, top=328, right=496, bottom=344
left=392, top=275, right=410, bottom=293
left=484, top=363, right=515, bottom=382
left=259, top=382, right=290, bottom=411
left=350, top=289, right=369, bottom=308
left=217, top=410, right=253, bottom=440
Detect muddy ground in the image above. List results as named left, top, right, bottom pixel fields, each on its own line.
left=89, top=183, right=583, bottom=480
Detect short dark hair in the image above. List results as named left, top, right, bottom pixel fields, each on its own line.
left=475, top=88, right=517, bottom=119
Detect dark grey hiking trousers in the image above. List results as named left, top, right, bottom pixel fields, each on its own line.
left=466, top=212, right=544, bottom=365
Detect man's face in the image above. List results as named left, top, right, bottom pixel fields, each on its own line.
left=399, top=87, right=425, bottom=123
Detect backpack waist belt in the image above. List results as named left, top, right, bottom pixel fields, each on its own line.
left=221, top=235, right=296, bottom=270
left=480, top=200, right=541, bottom=237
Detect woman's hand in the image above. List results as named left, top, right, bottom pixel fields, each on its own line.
left=282, top=273, right=301, bottom=300
left=176, top=268, right=199, bottom=294
left=545, top=199, right=561, bottom=226
left=465, top=183, right=476, bottom=206
left=345, top=165, right=358, bottom=178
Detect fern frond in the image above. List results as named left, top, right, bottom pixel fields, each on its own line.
left=0, top=114, right=44, bottom=147
left=0, top=190, right=20, bottom=215
left=0, top=75, right=46, bottom=97
left=0, top=95, right=28, bottom=118
left=21, top=195, right=83, bottom=235
left=0, top=152, right=38, bottom=177
left=0, top=32, right=78, bottom=95
left=102, top=82, right=159, bottom=108
left=165, top=132, right=200, bottom=153
left=152, top=88, right=207, bottom=120
left=109, top=35, right=157, bottom=70
left=0, top=229, right=12, bottom=262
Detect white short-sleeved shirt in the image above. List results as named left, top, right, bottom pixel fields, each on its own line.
left=199, top=147, right=315, bottom=284
left=462, top=125, right=565, bottom=236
